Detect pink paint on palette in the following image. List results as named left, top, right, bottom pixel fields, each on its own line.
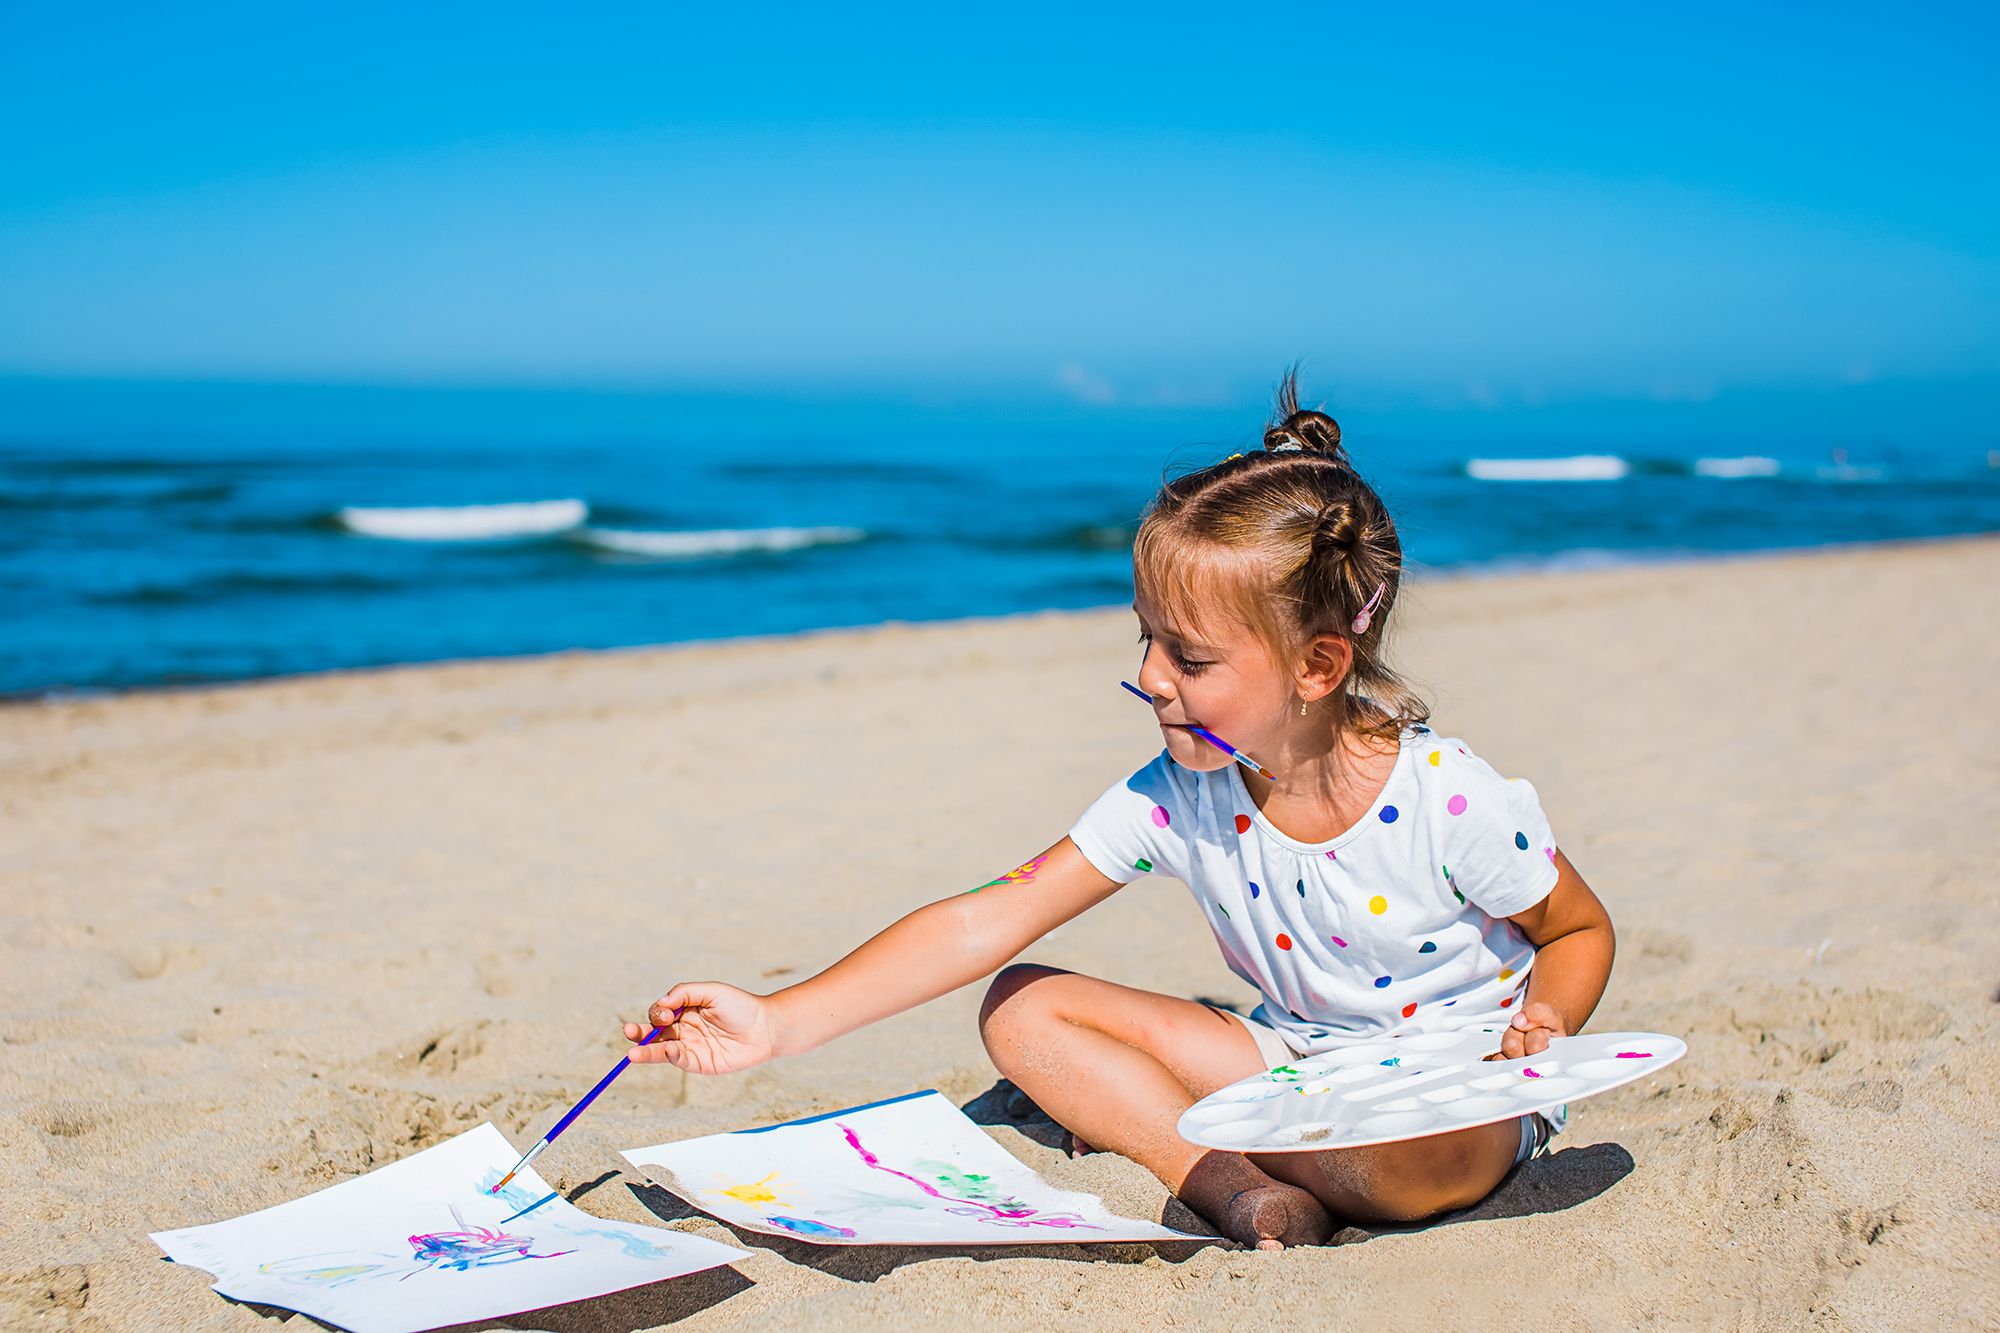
left=1615, top=1051, right=1653, bottom=1059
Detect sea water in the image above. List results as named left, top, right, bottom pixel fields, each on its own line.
left=3, top=379, right=1995, bottom=697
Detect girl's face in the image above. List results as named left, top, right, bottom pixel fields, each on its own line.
left=1131, top=589, right=1301, bottom=773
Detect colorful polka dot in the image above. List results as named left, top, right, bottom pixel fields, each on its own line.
left=1515, top=831, right=1530, bottom=850
left=1419, top=940, right=1437, bottom=954
left=1296, top=879, right=1306, bottom=897
left=1374, top=975, right=1392, bottom=988
left=1368, top=895, right=1387, bottom=915
left=1379, top=805, right=1399, bottom=823
left=1401, top=1002, right=1418, bottom=1018
left=1216, top=902, right=1230, bottom=919
left=1151, top=806, right=1171, bottom=828
left=1498, top=968, right=1515, bottom=980
left=1325, top=849, right=1337, bottom=861
left=1275, top=933, right=1293, bottom=951
left=1446, top=794, right=1467, bottom=816
left=1427, top=751, right=1441, bottom=767
left=1380, top=1057, right=1400, bottom=1067
left=1330, top=935, right=1348, bottom=947
left=1133, top=857, right=1152, bottom=872
left=1248, top=880, right=1261, bottom=899
left=1499, top=995, right=1515, bottom=1008
left=1545, top=845, right=1557, bottom=863
left=1234, top=813, right=1252, bottom=835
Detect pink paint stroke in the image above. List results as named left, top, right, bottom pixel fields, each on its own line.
left=1614, top=1051, right=1653, bottom=1059
left=834, top=1123, right=1098, bottom=1230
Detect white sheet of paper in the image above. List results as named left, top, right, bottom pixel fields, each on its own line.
left=622, top=1090, right=1206, bottom=1246
left=151, top=1122, right=749, bottom=1333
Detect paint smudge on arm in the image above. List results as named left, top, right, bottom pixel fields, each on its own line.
left=966, top=853, right=1053, bottom=893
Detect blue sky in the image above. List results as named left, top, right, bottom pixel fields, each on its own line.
left=1, top=4, right=1994, bottom=432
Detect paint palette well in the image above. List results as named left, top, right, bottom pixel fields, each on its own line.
left=1176, top=1029, right=1685, bottom=1153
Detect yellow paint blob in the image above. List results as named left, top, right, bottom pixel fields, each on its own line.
left=1428, top=751, right=1441, bottom=766
left=1498, top=968, right=1515, bottom=981
left=1368, top=895, right=1387, bottom=915
left=718, top=1170, right=784, bottom=1205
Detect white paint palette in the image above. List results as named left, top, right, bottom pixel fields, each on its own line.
left=1177, top=1028, right=1686, bottom=1154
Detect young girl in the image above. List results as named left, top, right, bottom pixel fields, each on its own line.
left=623, top=373, right=1616, bottom=1249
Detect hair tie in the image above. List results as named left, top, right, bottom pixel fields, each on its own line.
left=1350, top=581, right=1388, bottom=635
left=1271, top=442, right=1304, bottom=453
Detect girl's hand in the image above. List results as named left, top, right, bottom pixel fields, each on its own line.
left=622, top=982, right=780, bottom=1074
left=1499, top=1001, right=1568, bottom=1059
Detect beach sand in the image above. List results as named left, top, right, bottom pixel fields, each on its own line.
left=3, top=535, right=1996, bottom=1331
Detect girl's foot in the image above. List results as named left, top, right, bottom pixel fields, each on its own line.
left=1178, top=1151, right=1333, bottom=1250
left=1223, top=1181, right=1334, bottom=1251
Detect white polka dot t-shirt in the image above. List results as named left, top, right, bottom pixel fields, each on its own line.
left=1067, top=725, right=1560, bottom=1056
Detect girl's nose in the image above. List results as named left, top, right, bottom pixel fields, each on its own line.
left=1139, top=643, right=1177, bottom=701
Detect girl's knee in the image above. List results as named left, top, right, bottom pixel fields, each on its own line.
left=978, top=963, right=1069, bottom=1038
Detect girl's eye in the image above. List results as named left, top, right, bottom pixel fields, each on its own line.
left=1140, top=632, right=1211, bottom=676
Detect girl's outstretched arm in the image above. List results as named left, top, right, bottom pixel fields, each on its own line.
left=622, top=837, right=1122, bottom=1074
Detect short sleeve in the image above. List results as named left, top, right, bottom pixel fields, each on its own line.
left=1066, top=751, right=1191, bottom=885
left=1441, top=749, right=1561, bottom=919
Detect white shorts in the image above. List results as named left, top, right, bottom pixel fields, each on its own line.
left=1221, top=1009, right=1561, bottom=1167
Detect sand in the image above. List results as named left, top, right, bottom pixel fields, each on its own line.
left=3, top=534, right=1996, bottom=1331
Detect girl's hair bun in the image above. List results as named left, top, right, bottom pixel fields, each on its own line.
left=1262, top=366, right=1347, bottom=463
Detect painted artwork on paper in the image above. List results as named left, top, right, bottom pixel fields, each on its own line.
left=622, top=1090, right=1206, bottom=1246
left=151, top=1123, right=748, bottom=1333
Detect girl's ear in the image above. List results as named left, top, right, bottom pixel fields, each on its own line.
left=1298, top=632, right=1353, bottom=703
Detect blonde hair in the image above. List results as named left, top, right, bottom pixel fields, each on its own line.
left=1132, top=367, right=1428, bottom=744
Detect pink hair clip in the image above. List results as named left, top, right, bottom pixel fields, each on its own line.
left=1350, top=581, right=1387, bottom=634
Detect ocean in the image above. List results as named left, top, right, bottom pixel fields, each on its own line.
left=4, top=380, right=1996, bottom=698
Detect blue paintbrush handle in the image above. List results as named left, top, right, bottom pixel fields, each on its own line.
left=542, top=1024, right=664, bottom=1145
left=1121, top=680, right=1238, bottom=754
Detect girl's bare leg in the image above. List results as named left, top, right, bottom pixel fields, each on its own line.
left=979, top=963, right=1531, bottom=1246
left=978, top=963, right=1330, bottom=1249
left=1255, top=1118, right=1524, bottom=1224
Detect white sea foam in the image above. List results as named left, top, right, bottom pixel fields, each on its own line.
left=1464, top=455, right=1630, bottom=482
left=337, top=499, right=588, bottom=541
left=1816, top=463, right=1886, bottom=483
left=1693, top=456, right=1782, bottom=478
left=571, top=525, right=866, bottom=559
